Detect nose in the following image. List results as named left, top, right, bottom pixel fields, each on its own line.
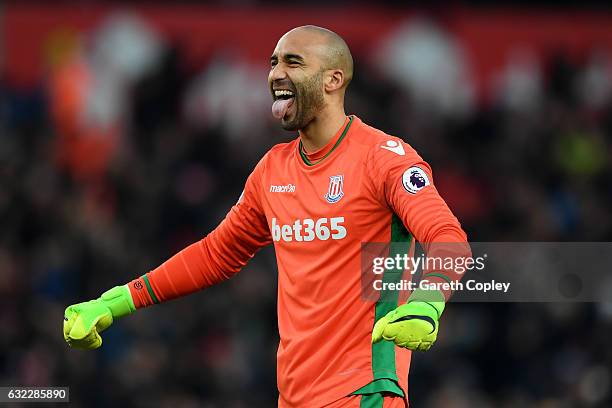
left=269, top=63, right=287, bottom=83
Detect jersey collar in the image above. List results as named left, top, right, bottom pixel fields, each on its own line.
left=298, top=115, right=354, bottom=166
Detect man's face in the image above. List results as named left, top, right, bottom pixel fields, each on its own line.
left=268, top=31, right=326, bottom=131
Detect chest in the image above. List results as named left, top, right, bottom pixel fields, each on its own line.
left=259, top=152, right=386, bottom=244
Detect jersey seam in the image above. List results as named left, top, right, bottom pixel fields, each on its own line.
left=251, top=152, right=273, bottom=234
left=364, top=142, right=387, bottom=209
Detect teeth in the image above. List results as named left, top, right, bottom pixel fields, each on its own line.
left=274, top=90, right=295, bottom=97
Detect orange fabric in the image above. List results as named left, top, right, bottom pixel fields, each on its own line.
left=128, top=116, right=468, bottom=407
left=323, top=394, right=407, bottom=408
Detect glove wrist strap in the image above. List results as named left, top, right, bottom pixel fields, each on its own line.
left=408, top=288, right=446, bottom=319
left=100, top=285, right=136, bottom=318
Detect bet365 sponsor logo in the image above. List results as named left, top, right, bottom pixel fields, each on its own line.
left=272, top=217, right=347, bottom=242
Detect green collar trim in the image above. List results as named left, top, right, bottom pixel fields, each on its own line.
left=299, top=116, right=353, bottom=166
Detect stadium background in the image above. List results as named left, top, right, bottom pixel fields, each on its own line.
left=2, top=3, right=612, bottom=407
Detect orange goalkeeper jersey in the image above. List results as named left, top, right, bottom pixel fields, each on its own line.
left=128, top=115, right=468, bottom=407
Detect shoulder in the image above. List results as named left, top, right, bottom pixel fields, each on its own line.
left=263, top=139, right=297, bottom=163
left=350, top=116, right=422, bottom=165
left=251, top=138, right=297, bottom=173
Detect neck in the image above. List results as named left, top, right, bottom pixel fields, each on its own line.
left=299, top=105, right=347, bottom=152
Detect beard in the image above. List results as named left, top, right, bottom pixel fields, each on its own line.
left=281, top=70, right=326, bottom=131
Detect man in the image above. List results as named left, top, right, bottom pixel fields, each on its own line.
left=64, top=26, right=469, bottom=407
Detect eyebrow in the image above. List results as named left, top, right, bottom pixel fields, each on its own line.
left=270, top=53, right=305, bottom=64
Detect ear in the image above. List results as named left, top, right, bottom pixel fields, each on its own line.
left=324, top=69, right=345, bottom=93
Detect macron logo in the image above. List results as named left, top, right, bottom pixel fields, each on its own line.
left=381, top=140, right=405, bottom=156
left=270, top=184, right=296, bottom=193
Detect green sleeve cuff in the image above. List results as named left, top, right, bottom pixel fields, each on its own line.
left=100, top=285, right=136, bottom=318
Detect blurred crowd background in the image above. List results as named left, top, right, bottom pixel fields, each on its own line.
left=2, top=3, right=612, bottom=407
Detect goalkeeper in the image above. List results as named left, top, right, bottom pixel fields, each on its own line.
left=64, top=25, right=470, bottom=408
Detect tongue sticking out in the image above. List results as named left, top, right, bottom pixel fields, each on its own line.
left=272, top=98, right=294, bottom=119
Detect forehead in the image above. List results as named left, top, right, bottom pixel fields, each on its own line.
left=272, top=30, right=327, bottom=62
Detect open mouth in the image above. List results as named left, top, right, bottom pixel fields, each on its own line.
left=274, top=89, right=295, bottom=100
left=272, top=89, right=296, bottom=119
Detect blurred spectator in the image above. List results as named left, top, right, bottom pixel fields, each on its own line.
left=493, top=48, right=543, bottom=114
left=374, top=19, right=475, bottom=118
left=47, top=13, right=163, bottom=182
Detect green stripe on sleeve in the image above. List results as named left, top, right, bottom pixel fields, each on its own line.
left=359, top=392, right=384, bottom=408
left=371, top=214, right=412, bottom=381
left=422, top=272, right=452, bottom=284
left=142, top=274, right=159, bottom=304
left=352, top=378, right=404, bottom=397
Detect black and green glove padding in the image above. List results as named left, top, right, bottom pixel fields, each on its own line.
left=371, top=289, right=445, bottom=351
left=63, top=285, right=135, bottom=349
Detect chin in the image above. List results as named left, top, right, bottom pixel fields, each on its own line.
left=281, top=121, right=299, bottom=131
left=281, top=114, right=302, bottom=131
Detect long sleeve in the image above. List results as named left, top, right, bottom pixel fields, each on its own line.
left=128, top=157, right=272, bottom=308
left=368, top=138, right=471, bottom=299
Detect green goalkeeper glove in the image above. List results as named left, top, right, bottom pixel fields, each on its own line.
left=371, top=289, right=445, bottom=351
left=63, top=285, right=135, bottom=349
